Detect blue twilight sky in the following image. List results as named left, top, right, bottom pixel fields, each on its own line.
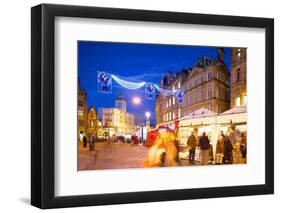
left=78, top=41, right=231, bottom=126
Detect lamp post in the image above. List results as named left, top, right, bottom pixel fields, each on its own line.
left=145, top=111, right=151, bottom=127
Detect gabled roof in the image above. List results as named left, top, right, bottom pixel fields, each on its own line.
left=194, top=56, right=215, bottom=68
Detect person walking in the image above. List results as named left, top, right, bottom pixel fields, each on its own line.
left=82, top=135, right=87, bottom=148
left=187, top=131, right=197, bottom=163
left=215, top=134, right=225, bottom=164
left=199, top=132, right=210, bottom=165
left=224, top=134, right=234, bottom=164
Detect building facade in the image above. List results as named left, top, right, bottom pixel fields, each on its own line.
left=230, top=48, right=247, bottom=108
left=87, top=107, right=98, bottom=140
left=156, top=69, right=189, bottom=125
left=156, top=49, right=230, bottom=126
left=101, top=94, right=135, bottom=137
left=78, top=79, right=88, bottom=141
left=183, top=55, right=230, bottom=115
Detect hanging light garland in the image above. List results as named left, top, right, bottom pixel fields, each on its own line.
left=97, top=71, right=184, bottom=104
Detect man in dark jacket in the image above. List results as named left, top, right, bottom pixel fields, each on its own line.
left=82, top=135, right=87, bottom=148
left=199, top=132, right=210, bottom=165
left=224, top=136, right=234, bottom=164
left=187, top=131, right=197, bottom=163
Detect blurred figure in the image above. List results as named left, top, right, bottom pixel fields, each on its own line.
left=199, top=132, right=210, bottom=165
left=82, top=135, right=87, bottom=148
left=144, top=137, right=166, bottom=167
left=215, top=134, right=225, bottom=164
left=187, top=131, right=197, bottom=163
left=224, top=131, right=234, bottom=164
left=164, top=132, right=178, bottom=167
left=144, top=129, right=178, bottom=168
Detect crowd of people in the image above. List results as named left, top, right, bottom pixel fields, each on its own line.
left=144, top=125, right=247, bottom=167
left=186, top=125, right=247, bottom=165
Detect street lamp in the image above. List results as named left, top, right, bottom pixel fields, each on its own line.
left=145, top=111, right=151, bottom=118
left=145, top=111, right=151, bottom=127
left=132, top=96, right=141, bottom=105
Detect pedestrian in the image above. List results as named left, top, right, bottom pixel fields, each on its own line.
left=89, top=135, right=96, bottom=151
left=215, top=134, right=225, bottom=164
left=187, top=131, right=197, bottom=163
left=224, top=133, right=234, bottom=164
left=82, top=135, right=87, bottom=148
left=199, top=132, right=210, bottom=165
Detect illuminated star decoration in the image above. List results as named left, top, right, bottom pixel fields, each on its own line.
left=176, top=89, right=184, bottom=104
left=144, top=83, right=155, bottom=99
left=97, top=71, right=112, bottom=93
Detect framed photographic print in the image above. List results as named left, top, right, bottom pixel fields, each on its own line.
left=31, top=4, right=274, bottom=209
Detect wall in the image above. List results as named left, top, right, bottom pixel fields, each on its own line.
left=0, top=0, right=279, bottom=212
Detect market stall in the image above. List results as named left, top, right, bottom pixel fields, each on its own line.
left=177, top=108, right=218, bottom=162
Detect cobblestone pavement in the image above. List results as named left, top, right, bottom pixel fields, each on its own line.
left=78, top=142, right=149, bottom=170
left=78, top=142, right=200, bottom=170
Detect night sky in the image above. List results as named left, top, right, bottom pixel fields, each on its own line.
left=78, top=41, right=231, bottom=126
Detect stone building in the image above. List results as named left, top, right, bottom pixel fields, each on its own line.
left=87, top=106, right=98, bottom=140
left=230, top=48, right=247, bottom=108
left=155, top=69, right=189, bottom=125
left=155, top=48, right=230, bottom=126
left=78, top=79, right=88, bottom=141
left=101, top=93, right=135, bottom=137
left=183, top=54, right=230, bottom=115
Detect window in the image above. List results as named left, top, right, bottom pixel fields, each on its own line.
left=236, top=96, right=241, bottom=107
left=169, top=112, right=172, bottom=121
left=207, top=85, right=211, bottom=99
left=169, top=98, right=171, bottom=107
left=172, top=96, right=175, bottom=105
left=237, top=68, right=241, bottom=82
left=207, top=71, right=212, bottom=81
left=237, top=48, right=241, bottom=57
left=178, top=81, right=181, bottom=89
left=166, top=101, right=168, bottom=108
left=244, top=95, right=247, bottom=105
left=172, top=86, right=175, bottom=91
left=163, top=114, right=166, bottom=122
left=172, top=112, right=175, bottom=120
left=178, top=108, right=181, bottom=118
left=78, top=109, right=83, bottom=116
left=201, top=89, right=204, bottom=100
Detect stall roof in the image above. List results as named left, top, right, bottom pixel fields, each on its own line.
left=219, top=105, right=247, bottom=116
left=180, top=108, right=217, bottom=120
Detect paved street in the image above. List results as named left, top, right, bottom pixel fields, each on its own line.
left=78, top=142, right=201, bottom=170
left=78, top=142, right=149, bottom=170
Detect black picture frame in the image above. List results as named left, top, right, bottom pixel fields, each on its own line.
left=31, top=3, right=274, bottom=209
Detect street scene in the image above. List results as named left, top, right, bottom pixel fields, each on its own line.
left=78, top=41, right=247, bottom=170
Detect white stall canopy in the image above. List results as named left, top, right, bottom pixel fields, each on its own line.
left=179, top=108, right=217, bottom=127
left=217, top=105, right=247, bottom=125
